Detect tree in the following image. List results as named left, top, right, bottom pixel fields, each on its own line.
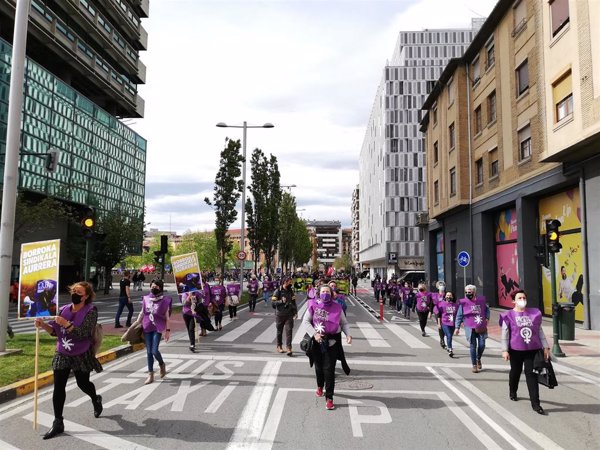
left=93, top=208, right=143, bottom=293
left=292, top=218, right=313, bottom=269
left=245, top=198, right=260, bottom=274
left=172, top=231, right=221, bottom=271
left=278, top=192, right=297, bottom=272
left=205, top=138, right=244, bottom=279
left=333, top=253, right=353, bottom=273
left=247, top=149, right=282, bottom=275
left=9, top=193, right=74, bottom=242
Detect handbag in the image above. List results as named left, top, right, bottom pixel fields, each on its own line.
left=474, top=326, right=488, bottom=334
left=121, top=319, right=144, bottom=344
left=300, top=333, right=313, bottom=354
left=534, top=350, right=558, bottom=389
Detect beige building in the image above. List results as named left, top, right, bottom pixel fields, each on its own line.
left=421, top=0, right=600, bottom=329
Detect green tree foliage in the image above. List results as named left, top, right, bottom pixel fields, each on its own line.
left=245, top=198, right=260, bottom=273
left=293, top=218, right=313, bottom=268
left=278, top=192, right=297, bottom=272
left=247, top=149, right=282, bottom=275
left=204, top=138, right=244, bottom=278
left=172, top=231, right=221, bottom=271
left=93, top=208, right=143, bottom=293
left=333, top=253, right=352, bottom=273
left=11, top=194, right=74, bottom=241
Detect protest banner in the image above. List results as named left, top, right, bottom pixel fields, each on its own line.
left=171, top=252, right=203, bottom=303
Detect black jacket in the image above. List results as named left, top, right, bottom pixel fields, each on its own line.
left=272, top=286, right=297, bottom=316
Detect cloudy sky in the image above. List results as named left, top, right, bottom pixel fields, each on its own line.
left=130, top=0, right=497, bottom=234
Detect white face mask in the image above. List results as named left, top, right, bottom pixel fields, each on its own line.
left=516, top=299, right=527, bottom=309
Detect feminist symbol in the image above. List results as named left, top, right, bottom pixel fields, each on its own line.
left=520, top=326, right=532, bottom=344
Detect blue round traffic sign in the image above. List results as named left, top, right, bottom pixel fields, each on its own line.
left=457, top=251, right=470, bottom=267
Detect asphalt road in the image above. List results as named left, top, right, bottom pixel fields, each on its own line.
left=1, top=287, right=599, bottom=449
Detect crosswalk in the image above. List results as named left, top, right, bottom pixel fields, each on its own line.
left=7, top=310, right=117, bottom=335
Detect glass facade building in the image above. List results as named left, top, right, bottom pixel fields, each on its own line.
left=0, top=37, right=146, bottom=219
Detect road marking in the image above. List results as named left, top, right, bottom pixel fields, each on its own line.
left=216, top=318, right=263, bottom=342
left=292, top=300, right=310, bottom=344
left=346, top=297, right=356, bottom=306
left=427, top=367, right=528, bottom=450
left=23, top=411, right=154, bottom=450
left=442, top=368, right=564, bottom=450
left=384, top=323, right=431, bottom=349
left=254, top=323, right=277, bottom=343
left=205, top=382, right=239, bottom=414
left=347, top=398, right=392, bottom=437
left=103, top=380, right=162, bottom=410
left=67, top=378, right=138, bottom=407
left=0, top=438, right=20, bottom=450
left=356, top=322, right=391, bottom=347
left=227, top=360, right=281, bottom=449
left=146, top=380, right=210, bottom=412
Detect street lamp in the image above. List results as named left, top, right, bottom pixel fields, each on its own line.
left=281, top=184, right=297, bottom=191
left=216, top=121, right=274, bottom=292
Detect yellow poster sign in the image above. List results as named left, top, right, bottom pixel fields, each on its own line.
left=171, top=252, right=203, bottom=297
left=18, top=239, right=60, bottom=319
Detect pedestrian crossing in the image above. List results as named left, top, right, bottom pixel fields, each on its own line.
left=7, top=312, right=117, bottom=335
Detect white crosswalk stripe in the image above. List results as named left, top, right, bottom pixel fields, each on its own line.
left=356, top=322, right=391, bottom=348
left=216, top=318, right=263, bottom=342
left=385, top=323, right=431, bottom=349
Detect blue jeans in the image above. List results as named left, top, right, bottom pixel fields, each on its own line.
left=115, top=296, right=133, bottom=326
left=442, top=325, right=455, bottom=350
left=264, top=291, right=273, bottom=306
left=144, top=331, right=164, bottom=372
left=469, top=331, right=486, bottom=365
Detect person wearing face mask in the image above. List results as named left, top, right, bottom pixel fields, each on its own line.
left=455, top=284, right=490, bottom=373
left=139, top=279, right=172, bottom=384
left=247, top=274, right=260, bottom=312
left=303, top=285, right=352, bottom=410
left=210, top=276, right=227, bottom=331
left=436, top=291, right=457, bottom=357
left=431, top=281, right=448, bottom=349
left=401, top=281, right=414, bottom=318
left=272, top=277, right=298, bottom=355
left=500, top=290, right=550, bottom=415
left=263, top=275, right=274, bottom=307
left=34, top=282, right=103, bottom=440
left=415, top=282, right=432, bottom=337
left=329, top=281, right=347, bottom=316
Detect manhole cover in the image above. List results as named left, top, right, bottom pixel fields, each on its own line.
left=336, top=379, right=373, bottom=390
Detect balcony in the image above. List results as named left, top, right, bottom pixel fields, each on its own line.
left=131, top=0, right=149, bottom=18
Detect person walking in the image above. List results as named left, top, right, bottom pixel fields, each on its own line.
left=211, top=276, right=227, bottom=331
left=138, top=272, right=146, bottom=291
left=181, top=291, right=199, bottom=352
left=303, top=284, right=352, bottom=410
left=140, top=280, right=172, bottom=384
left=401, top=281, right=414, bottom=317
left=329, top=280, right=347, bottom=316
left=437, top=291, right=457, bottom=357
left=431, top=281, right=447, bottom=349
left=34, top=282, right=103, bottom=440
left=455, top=284, right=490, bottom=373
left=351, top=274, right=358, bottom=295
left=415, top=282, right=432, bottom=336
left=272, top=277, right=297, bottom=356
left=197, top=282, right=215, bottom=337
left=500, top=290, right=550, bottom=415
left=247, top=274, right=259, bottom=312
left=226, top=282, right=241, bottom=319
left=114, top=271, right=133, bottom=328
left=263, top=276, right=274, bottom=307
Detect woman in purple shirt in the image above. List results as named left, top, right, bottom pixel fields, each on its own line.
left=500, top=290, right=549, bottom=415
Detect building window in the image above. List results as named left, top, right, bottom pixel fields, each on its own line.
left=448, top=78, right=455, bottom=104
left=433, top=107, right=438, bottom=125
left=513, top=0, right=527, bottom=36
left=516, top=59, right=529, bottom=96
left=485, top=39, right=495, bottom=69
left=449, top=122, right=455, bottom=150
left=434, top=180, right=439, bottom=205
left=550, top=0, right=569, bottom=37
left=518, top=125, right=532, bottom=160
left=475, top=158, right=483, bottom=185
left=487, top=90, right=497, bottom=124
left=449, top=167, right=456, bottom=196
left=490, top=148, right=499, bottom=178
left=553, top=71, right=573, bottom=122
left=474, top=105, right=482, bottom=134
left=472, top=57, right=480, bottom=85
left=433, top=141, right=439, bottom=164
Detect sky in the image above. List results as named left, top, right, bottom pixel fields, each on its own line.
left=130, top=0, right=498, bottom=234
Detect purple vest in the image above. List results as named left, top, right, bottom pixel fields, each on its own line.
left=307, top=286, right=316, bottom=299
left=182, top=292, right=199, bottom=317
left=438, top=301, right=458, bottom=327
left=501, top=309, right=544, bottom=351
left=247, top=279, right=259, bottom=294
left=211, top=285, right=227, bottom=305
left=459, top=297, right=488, bottom=329
left=54, top=304, right=94, bottom=356
left=142, top=295, right=172, bottom=333
left=309, top=300, right=343, bottom=335
left=226, top=283, right=241, bottom=297
left=415, top=291, right=431, bottom=312
left=201, top=284, right=212, bottom=306
left=263, top=280, right=273, bottom=292
left=374, top=281, right=383, bottom=291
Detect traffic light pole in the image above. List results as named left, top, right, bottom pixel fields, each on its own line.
left=550, top=254, right=565, bottom=357
left=84, top=237, right=92, bottom=283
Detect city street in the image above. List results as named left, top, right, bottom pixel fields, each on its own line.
left=1, top=282, right=598, bottom=449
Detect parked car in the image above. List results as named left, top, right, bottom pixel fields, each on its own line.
left=398, top=271, right=426, bottom=288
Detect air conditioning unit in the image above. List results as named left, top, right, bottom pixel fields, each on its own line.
left=415, top=212, right=429, bottom=226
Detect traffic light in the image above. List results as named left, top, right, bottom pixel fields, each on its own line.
left=81, top=207, right=96, bottom=238
left=534, top=241, right=549, bottom=268
left=546, top=219, right=562, bottom=253
left=45, top=148, right=60, bottom=173
left=154, top=250, right=163, bottom=265
left=160, top=235, right=168, bottom=254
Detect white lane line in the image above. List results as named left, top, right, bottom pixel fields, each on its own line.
left=254, top=324, right=277, bottom=343
left=427, top=367, right=528, bottom=450
left=216, top=318, right=263, bottom=342
left=0, top=438, right=20, bottom=450
left=356, top=322, right=391, bottom=348
left=23, top=411, right=154, bottom=450
left=442, top=368, right=564, bottom=450
left=346, top=297, right=356, bottom=307
left=292, top=301, right=310, bottom=344
left=384, top=323, right=431, bottom=349
left=227, top=360, right=282, bottom=449
left=205, top=382, right=239, bottom=414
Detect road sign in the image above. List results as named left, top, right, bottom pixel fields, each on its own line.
left=237, top=251, right=247, bottom=261
left=457, top=251, right=470, bottom=267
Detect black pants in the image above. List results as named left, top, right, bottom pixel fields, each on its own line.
left=183, top=314, right=195, bottom=346
left=314, top=344, right=337, bottom=400
left=249, top=295, right=258, bottom=312
left=509, top=349, right=540, bottom=408
left=214, top=308, right=223, bottom=327
left=275, top=314, right=294, bottom=347
left=229, top=305, right=237, bottom=318
left=53, top=369, right=97, bottom=420
left=417, top=311, right=429, bottom=332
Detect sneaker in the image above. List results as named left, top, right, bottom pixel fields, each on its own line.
left=316, top=387, right=324, bottom=397
left=448, top=350, right=454, bottom=358
left=440, top=341, right=446, bottom=349
left=472, top=365, right=479, bottom=373
left=421, top=331, right=426, bottom=337
left=325, top=399, right=335, bottom=410
left=189, top=345, right=195, bottom=353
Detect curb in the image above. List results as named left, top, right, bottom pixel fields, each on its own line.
left=0, top=342, right=146, bottom=406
